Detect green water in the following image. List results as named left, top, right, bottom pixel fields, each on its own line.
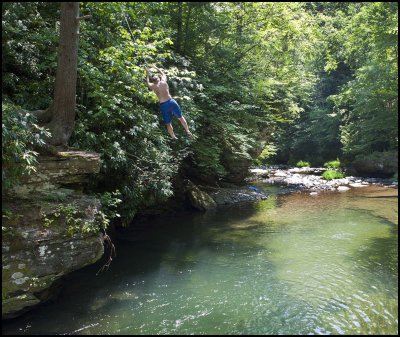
left=2, top=184, right=398, bottom=335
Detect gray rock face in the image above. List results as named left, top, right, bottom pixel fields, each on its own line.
left=352, top=151, right=398, bottom=175
left=10, top=150, right=102, bottom=196
left=221, top=153, right=253, bottom=183
left=2, top=151, right=105, bottom=319
left=184, top=180, right=217, bottom=210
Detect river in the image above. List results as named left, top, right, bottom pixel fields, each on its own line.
left=2, top=183, right=398, bottom=335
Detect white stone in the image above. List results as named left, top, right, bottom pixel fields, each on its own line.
left=250, top=169, right=268, bottom=174
left=11, top=272, right=24, bottom=279
left=274, top=170, right=288, bottom=177
left=39, top=245, right=48, bottom=257
left=14, top=277, right=29, bottom=285
left=350, top=183, right=367, bottom=188
left=337, top=186, right=350, bottom=192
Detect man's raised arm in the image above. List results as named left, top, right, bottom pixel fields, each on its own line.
left=145, top=67, right=152, bottom=88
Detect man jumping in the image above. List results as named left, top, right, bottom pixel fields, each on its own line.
left=145, top=66, right=192, bottom=139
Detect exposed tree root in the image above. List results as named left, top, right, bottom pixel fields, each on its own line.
left=96, top=232, right=116, bottom=276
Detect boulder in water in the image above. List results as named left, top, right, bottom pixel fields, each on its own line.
left=184, top=180, right=217, bottom=211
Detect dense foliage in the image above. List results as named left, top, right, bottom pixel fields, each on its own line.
left=2, top=2, right=398, bottom=224
left=2, top=101, right=50, bottom=192
left=274, top=2, right=398, bottom=165
left=322, top=170, right=345, bottom=181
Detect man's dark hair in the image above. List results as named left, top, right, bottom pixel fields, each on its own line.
left=150, top=75, right=160, bottom=83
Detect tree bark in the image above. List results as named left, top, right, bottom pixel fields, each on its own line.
left=47, top=2, right=80, bottom=146
left=182, top=3, right=192, bottom=54
left=176, top=2, right=183, bottom=53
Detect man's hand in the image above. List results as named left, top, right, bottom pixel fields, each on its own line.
left=153, top=65, right=166, bottom=81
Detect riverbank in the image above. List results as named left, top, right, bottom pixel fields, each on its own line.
left=247, top=166, right=398, bottom=195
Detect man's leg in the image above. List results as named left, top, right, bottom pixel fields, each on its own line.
left=160, top=103, right=177, bottom=139
left=170, top=99, right=192, bottom=136
left=178, top=117, right=192, bottom=136
left=166, top=123, right=178, bottom=139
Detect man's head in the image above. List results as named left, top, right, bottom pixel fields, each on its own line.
left=150, top=75, right=160, bottom=83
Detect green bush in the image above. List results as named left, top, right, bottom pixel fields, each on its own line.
left=254, top=144, right=277, bottom=166
left=324, top=159, right=341, bottom=169
left=97, top=190, right=122, bottom=221
left=2, top=101, right=50, bottom=192
left=296, top=160, right=311, bottom=168
left=322, top=170, right=345, bottom=180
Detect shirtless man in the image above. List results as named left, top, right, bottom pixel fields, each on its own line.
left=146, top=66, right=192, bottom=139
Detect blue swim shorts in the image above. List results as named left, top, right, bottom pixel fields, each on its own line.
left=160, top=99, right=183, bottom=124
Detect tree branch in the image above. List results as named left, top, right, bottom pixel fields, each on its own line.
left=77, top=15, right=92, bottom=20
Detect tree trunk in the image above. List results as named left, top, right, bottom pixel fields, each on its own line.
left=182, top=3, right=192, bottom=54
left=176, top=2, right=183, bottom=53
left=47, top=2, right=80, bottom=146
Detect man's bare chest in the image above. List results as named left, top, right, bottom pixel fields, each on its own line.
left=154, top=82, right=169, bottom=93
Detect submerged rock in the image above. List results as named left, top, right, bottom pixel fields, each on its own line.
left=184, top=180, right=268, bottom=208
left=206, top=186, right=268, bottom=205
